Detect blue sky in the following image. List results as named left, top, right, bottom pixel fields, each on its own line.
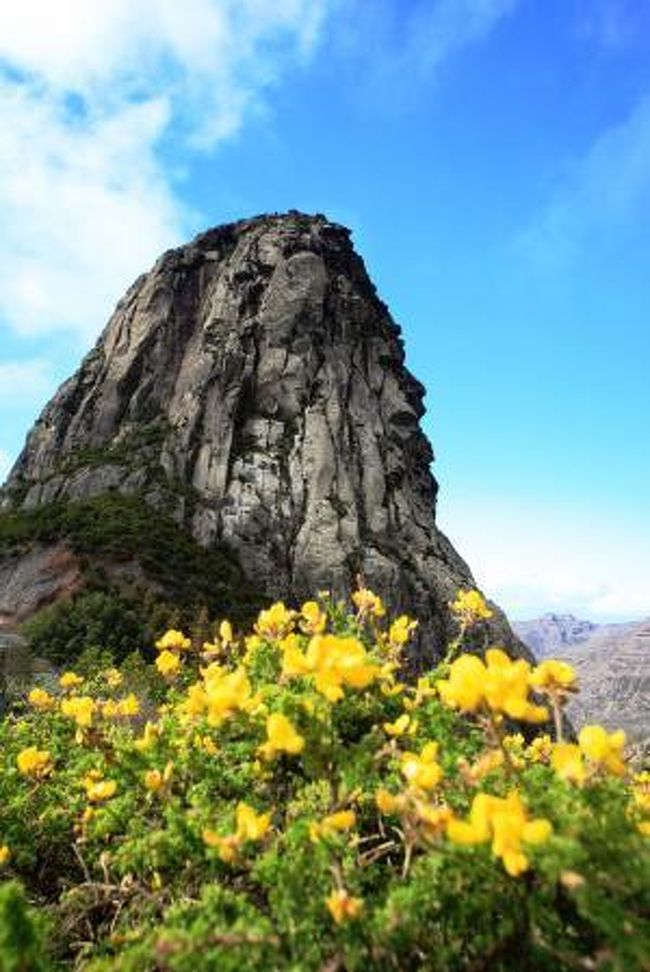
left=0, top=0, right=648, bottom=620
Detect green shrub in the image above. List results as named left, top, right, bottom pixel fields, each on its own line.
left=0, top=590, right=648, bottom=970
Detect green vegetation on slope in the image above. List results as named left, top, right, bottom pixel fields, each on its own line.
left=0, top=493, right=263, bottom=666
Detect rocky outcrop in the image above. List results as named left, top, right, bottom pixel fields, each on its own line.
left=1, top=211, right=523, bottom=662
left=515, top=615, right=650, bottom=752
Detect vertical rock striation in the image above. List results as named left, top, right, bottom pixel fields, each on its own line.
left=1, top=212, right=522, bottom=661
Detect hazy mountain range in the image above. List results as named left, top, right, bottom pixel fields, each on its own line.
left=514, top=614, right=650, bottom=753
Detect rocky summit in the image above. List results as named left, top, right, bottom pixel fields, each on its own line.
left=0, top=211, right=522, bottom=662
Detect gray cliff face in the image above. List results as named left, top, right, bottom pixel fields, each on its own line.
left=2, top=212, right=520, bottom=661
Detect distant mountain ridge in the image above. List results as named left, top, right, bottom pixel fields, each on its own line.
left=514, top=614, right=650, bottom=752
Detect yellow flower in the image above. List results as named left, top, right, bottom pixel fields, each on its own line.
left=352, top=587, right=385, bottom=618
left=59, top=671, right=84, bottom=691
left=60, top=695, right=96, bottom=728
left=202, top=829, right=240, bottom=863
left=17, top=746, right=52, bottom=778
left=300, top=600, right=327, bottom=635
left=280, top=637, right=312, bottom=678
left=219, top=619, right=234, bottom=645
left=447, top=791, right=551, bottom=876
left=401, top=742, right=444, bottom=791
left=235, top=802, right=271, bottom=842
left=450, top=589, right=493, bottom=623
left=388, top=615, right=418, bottom=647
left=439, top=650, right=548, bottom=723
left=155, top=629, right=192, bottom=652
left=255, top=602, right=296, bottom=640
left=551, top=743, right=586, bottom=785
left=483, top=649, right=548, bottom=723
left=194, top=734, right=219, bottom=755
left=144, top=762, right=173, bottom=794
left=527, top=734, right=553, bottom=764
left=104, top=668, right=123, bottom=689
left=417, top=803, right=452, bottom=838
left=326, top=888, right=364, bottom=924
left=306, top=634, right=380, bottom=702
left=437, top=655, right=486, bottom=712
left=529, top=660, right=577, bottom=694
left=83, top=776, right=117, bottom=802
left=578, top=725, right=626, bottom=777
left=376, top=788, right=404, bottom=815
left=156, top=649, right=181, bottom=678
left=383, top=713, right=411, bottom=737
left=259, top=713, right=305, bottom=760
left=203, top=803, right=270, bottom=863
left=135, top=721, right=161, bottom=751
left=27, top=687, right=55, bottom=710
left=310, top=809, right=356, bottom=842
left=202, top=665, right=253, bottom=726
left=0, top=845, right=10, bottom=867
left=120, top=693, right=139, bottom=716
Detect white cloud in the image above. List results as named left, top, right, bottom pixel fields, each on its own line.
left=0, top=0, right=332, bottom=340
left=518, top=94, right=650, bottom=271
left=440, top=497, right=650, bottom=621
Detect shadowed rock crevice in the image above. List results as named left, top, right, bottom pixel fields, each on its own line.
left=1, top=211, right=524, bottom=663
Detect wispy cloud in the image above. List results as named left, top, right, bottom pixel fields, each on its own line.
left=329, top=0, right=518, bottom=94
left=517, top=94, right=650, bottom=271
left=406, top=0, right=519, bottom=76
left=0, top=0, right=332, bottom=341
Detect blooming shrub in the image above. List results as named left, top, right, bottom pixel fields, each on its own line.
left=0, top=590, right=648, bottom=971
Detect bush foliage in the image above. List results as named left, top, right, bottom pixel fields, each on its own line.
left=0, top=589, right=648, bottom=970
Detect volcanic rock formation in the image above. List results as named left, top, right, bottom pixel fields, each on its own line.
left=1, top=211, right=522, bottom=662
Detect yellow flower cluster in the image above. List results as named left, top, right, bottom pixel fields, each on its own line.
left=154, top=629, right=192, bottom=678
left=437, top=649, right=549, bottom=722
left=447, top=790, right=552, bottom=876
left=528, top=659, right=577, bottom=695
left=387, top=614, right=418, bottom=648
left=310, top=809, right=356, bottom=843
left=82, top=770, right=117, bottom=803
left=450, top=589, right=493, bottom=624
left=156, top=629, right=192, bottom=652
left=255, top=602, right=296, bottom=640
left=326, top=887, right=364, bottom=924
left=258, top=713, right=305, bottom=760
left=0, top=844, right=10, bottom=867
left=27, top=674, right=139, bottom=726
left=182, top=663, right=259, bottom=726
left=60, top=695, right=96, bottom=728
left=203, top=802, right=270, bottom=862
left=59, top=671, right=84, bottom=690
left=281, top=632, right=380, bottom=703
left=552, top=725, right=627, bottom=784
left=400, top=742, right=444, bottom=791
left=102, top=693, right=140, bottom=719
left=27, top=687, right=56, bottom=711
left=16, top=747, right=53, bottom=778
left=143, top=761, right=174, bottom=794
left=352, top=588, right=386, bottom=618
